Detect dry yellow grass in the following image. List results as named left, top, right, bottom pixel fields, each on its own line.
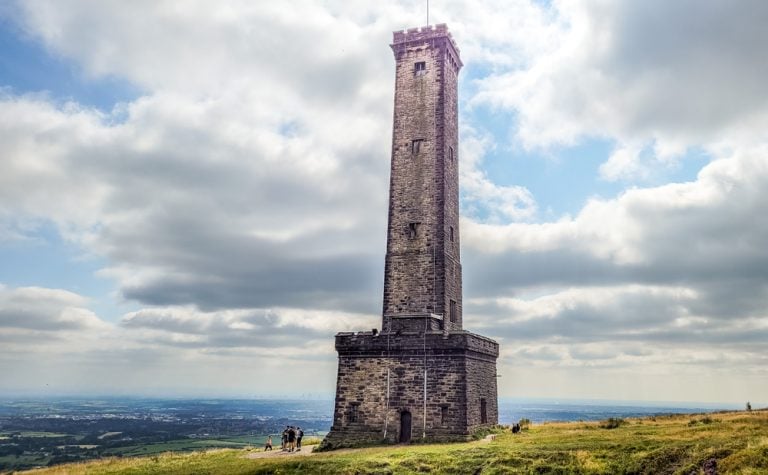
left=18, top=409, right=768, bottom=474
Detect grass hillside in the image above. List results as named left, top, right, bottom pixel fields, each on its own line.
left=18, top=409, right=768, bottom=474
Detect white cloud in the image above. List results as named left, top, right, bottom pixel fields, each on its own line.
left=465, top=145, right=768, bottom=268
left=0, top=283, right=370, bottom=395
left=120, top=305, right=377, bottom=352
left=599, top=143, right=645, bottom=182
left=459, top=144, right=768, bottom=401
left=471, top=281, right=768, bottom=403
left=0, top=94, right=111, bottom=236
left=1, top=0, right=768, bottom=401
left=460, top=126, right=537, bottom=222
left=0, top=72, right=389, bottom=312
left=472, top=0, right=768, bottom=160
left=0, top=284, right=107, bottom=332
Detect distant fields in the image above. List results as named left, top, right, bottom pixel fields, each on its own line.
left=0, top=432, right=69, bottom=438
left=0, top=435, right=268, bottom=473
left=99, top=436, right=266, bottom=457
left=21, top=409, right=768, bottom=474
left=0, top=398, right=332, bottom=472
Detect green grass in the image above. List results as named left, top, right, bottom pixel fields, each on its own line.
left=20, top=409, right=768, bottom=474
left=100, top=438, right=256, bottom=457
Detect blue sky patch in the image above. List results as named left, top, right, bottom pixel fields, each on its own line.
left=0, top=221, right=132, bottom=321
left=0, top=16, right=140, bottom=112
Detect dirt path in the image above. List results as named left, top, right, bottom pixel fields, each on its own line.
left=244, top=434, right=497, bottom=460
left=245, top=445, right=315, bottom=459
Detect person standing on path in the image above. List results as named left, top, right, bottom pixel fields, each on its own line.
left=287, top=426, right=296, bottom=452
left=296, top=427, right=303, bottom=450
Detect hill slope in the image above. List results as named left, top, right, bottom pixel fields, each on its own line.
left=21, top=410, right=768, bottom=474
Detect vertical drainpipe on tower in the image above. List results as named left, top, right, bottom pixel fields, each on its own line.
left=384, top=368, right=390, bottom=440
left=423, top=316, right=428, bottom=439
left=423, top=366, right=427, bottom=439
left=383, top=317, right=392, bottom=441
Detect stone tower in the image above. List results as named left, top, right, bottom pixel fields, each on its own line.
left=321, top=24, right=499, bottom=450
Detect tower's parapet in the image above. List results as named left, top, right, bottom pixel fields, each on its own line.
left=391, top=24, right=462, bottom=68
left=334, top=330, right=499, bottom=360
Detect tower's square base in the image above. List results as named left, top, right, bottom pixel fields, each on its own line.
left=321, top=329, right=499, bottom=449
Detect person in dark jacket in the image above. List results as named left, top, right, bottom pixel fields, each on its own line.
left=287, top=426, right=296, bottom=452
left=296, top=427, right=304, bottom=449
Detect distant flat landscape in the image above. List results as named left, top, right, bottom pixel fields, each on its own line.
left=16, top=408, right=768, bottom=474
left=0, top=397, right=746, bottom=472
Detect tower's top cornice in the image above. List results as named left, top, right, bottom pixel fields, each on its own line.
left=391, top=24, right=462, bottom=67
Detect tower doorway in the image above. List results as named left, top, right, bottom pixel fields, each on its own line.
left=399, top=410, right=412, bottom=443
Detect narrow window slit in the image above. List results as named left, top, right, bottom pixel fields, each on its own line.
left=411, top=139, right=424, bottom=155
left=408, top=222, right=419, bottom=239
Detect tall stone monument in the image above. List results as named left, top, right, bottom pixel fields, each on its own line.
left=321, top=24, right=499, bottom=449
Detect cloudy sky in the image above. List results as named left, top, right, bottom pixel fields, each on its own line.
left=1, top=0, right=767, bottom=404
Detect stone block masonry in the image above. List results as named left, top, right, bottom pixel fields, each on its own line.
left=322, top=331, right=499, bottom=448
left=321, top=24, right=499, bottom=450
left=384, top=23, right=462, bottom=332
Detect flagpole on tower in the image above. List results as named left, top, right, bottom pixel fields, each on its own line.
left=427, top=0, right=429, bottom=25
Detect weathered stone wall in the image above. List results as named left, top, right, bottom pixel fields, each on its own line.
left=387, top=315, right=444, bottom=333
left=441, top=40, right=462, bottom=330
left=323, top=25, right=499, bottom=451
left=322, top=330, right=499, bottom=449
left=324, top=353, right=469, bottom=447
left=383, top=24, right=464, bottom=331
left=466, top=356, right=500, bottom=430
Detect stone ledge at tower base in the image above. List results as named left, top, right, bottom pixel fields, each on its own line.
left=335, top=328, right=498, bottom=360
left=320, top=327, right=499, bottom=450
